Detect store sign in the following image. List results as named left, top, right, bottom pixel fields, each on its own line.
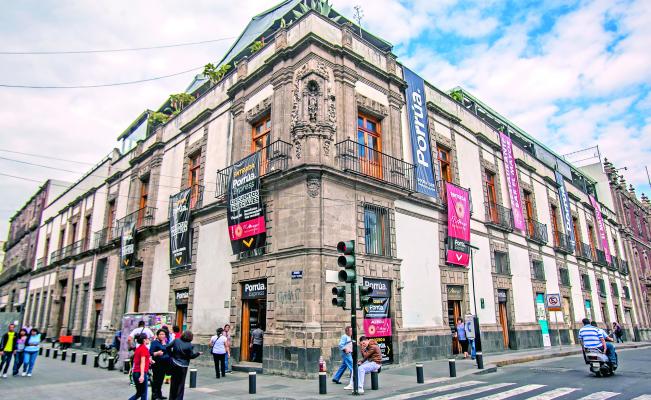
left=374, top=336, right=393, bottom=364
left=242, top=279, right=267, bottom=300
left=497, top=290, right=508, bottom=303
left=446, top=183, right=471, bottom=266
left=555, top=171, right=575, bottom=251
left=175, top=290, right=189, bottom=305
left=403, top=67, right=438, bottom=198
left=589, top=195, right=612, bottom=264
left=120, top=220, right=136, bottom=269
left=169, top=188, right=192, bottom=268
left=364, top=297, right=390, bottom=318
left=362, top=278, right=393, bottom=364
left=499, top=132, right=526, bottom=231
left=227, top=152, right=267, bottom=254
left=362, top=278, right=391, bottom=298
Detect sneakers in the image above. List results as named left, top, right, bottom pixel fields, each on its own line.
left=344, top=384, right=353, bottom=390
left=2, top=374, right=7, bottom=378
left=21, top=372, right=27, bottom=377
left=27, top=373, right=32, bottom=377
left=358, top=388, right=365, bottom=394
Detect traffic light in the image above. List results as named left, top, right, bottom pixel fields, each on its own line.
left=337, top=240, right=356, bottom=283
left=332, top=286, right=346, bottom=308
left=359, top=285, right=373, bottom=308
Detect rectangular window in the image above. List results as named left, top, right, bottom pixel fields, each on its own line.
left=252, top=115, right=271, bottom=174
left=598, top=279, right=606, bottom=297
left=532, top=260, right=545, bottom=281
left=70, top=222, right=77, bottom=245
left=572, top=217, right=581, bottom=252
left=485, top=170, right=498, bottom=223
left=494, top=251, right=510, bottom=274
left=611, top=282, right=619, bottom=297
left=588, top=225, right=597, bottom=258
left=138, top=178, right=149, bottom=227
left=107, top=200, right=116, bottom=235
left=188, top=153, right=201, bottom=208
left=357, top=114, right=382, bottom=179
left=559, top=268, right=571, bottom=286
left=364, top=204, right=391, bottom=256
left=83, top=215, right=92, bottom=251
left=623, top=286, right=630, bottom=299
left=58, top=228, right=66, bottom=249
left=581, top=274, right=591, bottom=291
left=43, top=236, right=50, bottom=260
left=524, top=191, right=534, bottom=236
left=551, top=205, right=560, bottom=246
left=94, top=258, right=107, bottom=289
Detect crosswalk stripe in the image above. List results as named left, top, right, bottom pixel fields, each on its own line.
left=630, top=396, right=651, bottom=400
left=426, top=382, right=517, bottom=400
left=475, top=384, right=546, bottom=400
left=526, top=387, right=580, bottom=400
left=576, top=392, right=619, bottom=400
left=383, top=380, right=485, bottom=400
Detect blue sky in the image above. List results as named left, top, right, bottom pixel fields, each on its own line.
left=0, top=0, right=649, bottom=238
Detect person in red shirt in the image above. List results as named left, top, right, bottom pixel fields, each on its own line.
left=129, top=333, right=151, bottom=400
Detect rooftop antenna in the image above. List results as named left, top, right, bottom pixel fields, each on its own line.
left=353, top=5, right=363, bottom=38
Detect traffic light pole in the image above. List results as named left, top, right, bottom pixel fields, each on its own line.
left=350, top=280, right=359, bottom=395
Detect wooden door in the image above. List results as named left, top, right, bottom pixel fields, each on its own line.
left=241, top=301, right=250, bottom=362
left=448, top=300, right=462, bottom=354
left=498, top=302, right=510, bottom=349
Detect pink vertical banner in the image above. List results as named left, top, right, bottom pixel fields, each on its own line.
left=499, top=132, right=526, bottom=231
left=446, top=182, right=471, bottom=267
left=589, top=195, right=612, bottom=263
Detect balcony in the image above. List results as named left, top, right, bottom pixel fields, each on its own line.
left=525, top=219, right=548, bottom=244
left=553, top=231, right=574, bottom=255
left=216, top=139, right=292, bottom=198
left=619, top=260, right=630, bottom=275
left=170, top=184, right=204, bottom=213
left=485, top=202, right=513, bottom=231
left=36, top=257, right=44, bottom=269
left=594, top=248, right=609, bottom=267
left=117, top=206, right=157, bottom=231
left=576, top=242, right=593, bottom=262
left=93, top=225, right=118, bottom=249
left=610, top=256, right=620, bottom=272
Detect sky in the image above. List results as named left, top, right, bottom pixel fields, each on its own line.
left=0, top=0, right=650, bottom=240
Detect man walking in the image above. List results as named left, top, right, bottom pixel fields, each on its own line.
left=345, top=336, right=381, bottom=394
left=0, top=323, right=17, bottom=378
left=250, top=325, right=264, bottom=363
left=332, top=326, right=353, bottom=384
left=579, top=318, right=618, bottom=366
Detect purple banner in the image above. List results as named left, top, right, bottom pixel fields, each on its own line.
left=589, top=195, right=612, bottom=264
left=499, top=132, right=526, bottom=231
left=446, top=182, right=470, bottom=267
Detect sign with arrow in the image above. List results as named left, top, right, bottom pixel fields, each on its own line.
left=120, top=219, right=136, bottom=269
left=169, top=187, right=192, bottom=269
left=445, top=182, right=471, bottom=267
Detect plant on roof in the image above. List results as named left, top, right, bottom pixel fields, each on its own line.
left=249, top=40, right=264, bottom=54
left=203, top=63, right=232, bottom=85
left=169, top=93, right=196, bottom=113
left=291, top=0, right=342, bottom=23
left=450, top=89, right=463, bottom=103
left=148, top=111, right=170, bottom=126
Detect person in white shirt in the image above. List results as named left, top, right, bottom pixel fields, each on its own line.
left=209, top=328, right=229, bottom=379
left=128, top=321, right=155, bottom=350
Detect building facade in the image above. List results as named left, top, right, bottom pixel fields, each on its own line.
left=9, top=0, right=645, bottom=376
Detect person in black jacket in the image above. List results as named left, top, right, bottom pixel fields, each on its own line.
left=150, top=329, right=171, bottom=400
left=166, top=330, right=202, bottom=400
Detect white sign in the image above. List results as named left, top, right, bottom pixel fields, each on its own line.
left=546, top=293, right=562, bottom=311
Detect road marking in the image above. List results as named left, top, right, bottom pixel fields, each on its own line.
left=630, top=396, right=651, bottom=400
left=426, top=382, right=517, bottom=400
left=526, top=387, right=580, bottom=399
left=383, top=380, right=485, bottom=400
left=476, top=384, right=546, bottom=399
left=576, top=392, right=620, bottom=400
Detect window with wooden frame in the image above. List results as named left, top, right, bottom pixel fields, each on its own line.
left=83, top=215, right=92, bottom=251
left=357, top=114, right=382, bottom=179
left=572, top=217, right=581, bottom=253
left=43, top=236, right=50, bottom=260
left=364, top=204, right=391, bottom=256
left=107, top=200, right=116, bottom=238
left=587, top=225, right=597, bottom=258
left=550, top=205, right=560, bottom=246
left=188, top=153, right=201, bottom=208
left=252, top=115, right=271, bottom=175
left=437, top=145, right=452, bottom=198
left=523, top=190, right=534, bottom=236
left=58, top=228, right=66, bottom=250
left=485, top=170, right=498, bottom=223
left=137, top=178, right=149, bottom=226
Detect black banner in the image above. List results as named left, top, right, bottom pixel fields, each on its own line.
left=120, top=220, right=136, bottom=269
left=169, top=188, right=191, bottom=268
left=373, top=336, right=393, bottom=364
left=227, top=153, right=267, bottom=254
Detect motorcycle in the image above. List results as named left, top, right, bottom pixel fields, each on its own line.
left=581, top=343, right=617, bottom=377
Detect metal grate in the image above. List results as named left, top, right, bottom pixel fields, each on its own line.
left=364, top=204, right=392, bottom=257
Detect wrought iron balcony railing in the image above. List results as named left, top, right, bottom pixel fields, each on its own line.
left=170, top=184, right=204, bottom=214
left=525, top=218, right=548, bottom=244
left=576, top=242, right=593, bottom=261
left=216, top=139, right=292, bottom=198
left=93, top=225, right=118, bottom=249
left=610, top=255, right=620, bottom=272
left=117, top=206, right=157, bottom=232
left=36, top=257, right=44, bottom=269
left=553, top=231, right=574, bottom=254
left=619, top=260, right=629, bottom=275
left=594, top=248, right=609, bottom=267
left=485, top=202, right=513, bottom=231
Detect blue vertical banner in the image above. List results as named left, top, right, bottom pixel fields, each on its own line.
left=555, top=170, right=575, bottom=250
left=403, top=67, right=438, bottom=198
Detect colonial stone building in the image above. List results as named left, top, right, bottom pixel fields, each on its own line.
left=9, top=0, right=646, bottom=377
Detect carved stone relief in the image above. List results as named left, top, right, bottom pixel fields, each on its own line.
left=306, top=175, right=321, bottom=198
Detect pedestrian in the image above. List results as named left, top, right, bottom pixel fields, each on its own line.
left=167, top=330, right=202, bottom=400
left=613, top=322, right=624, bottom=343
left=150, top=329, right=170, bottom=400
left=332, top=326, right=353, bottom=384
left=0, top=323, right=17, bottom=378
left=464, top=313, right=476, bottom=360
left=129, top=333, right=151, bottom=400
left=22, top=328, right=41, bottom=377
left=128, top=321, right=155, bottom=350
left=209, top=328, right=229, bottom=379
left=170, top=326, right=181, bottom=343
left=12, top=328, right=27, bottom=376
left=223, top=324, right=231, bottom=373
left=456, top=318, right=469, bottom=359
left=345, top=336, right=381, bottom=394
left=249, top=325, right=264, bottom=363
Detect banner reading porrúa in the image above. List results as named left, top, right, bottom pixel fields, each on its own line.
left=120, top=219, right=136, bottom=269
left=446, top=182, right=471, bottom=267
left=169, top=188, right=191, bottom=268
left=499, top=132, right=526, bottom=231
left=403, top=67, right=438, bottom=198
left=362, top=278, right=393, bottom=364
left=227, top=152, right=266, bottom=254
left=589, top=195, right=611, bottom=264
left=555, top=171, right=575, bottom=251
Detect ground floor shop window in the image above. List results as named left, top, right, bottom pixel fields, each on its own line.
left=241, top=279, right=267, bottom=363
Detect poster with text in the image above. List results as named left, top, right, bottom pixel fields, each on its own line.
left=362, top=278, right=393, bottom=364
left=555, top=171, right=575, bottom=251
left=499, top=132, right=526, bottom=231
left=446, top=182, right=471, bottom=266
left=589, top=195, right=612, bottom=264
left=120, top=220, right=136, bottom=269
left=169, top=188, right=192, bottom=268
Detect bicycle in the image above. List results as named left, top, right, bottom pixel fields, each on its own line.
left=97, top=343, right=119, bottom=369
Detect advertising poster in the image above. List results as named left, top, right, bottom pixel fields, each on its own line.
left=589, top=195, right=612, bottom=263
left=445, top=182, right=471, bottom=266
left=536, top=294, right=551, bottom=347
left=227, top=152, right=267, bottom=254
left=555, top=171, right=575, bottom=251
left=403, top=67, right=438, bottom=198
left=499, top=132, right=526, bottom=231
left=169, top=188, right=192, bottom=268
left=362, top=278, right=393, bottom=364
left=120, top=220, right=136, bottom=269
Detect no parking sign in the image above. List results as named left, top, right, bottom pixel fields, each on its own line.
left=546, top=294, right=562, bottom=311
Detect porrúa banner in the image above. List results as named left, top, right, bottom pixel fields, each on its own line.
left=589, top=195, right=611, bottom=263
left=169, top=188, right=191, bottom=268
left=120, top=220, right=136, bottom=269
left=499, top=132, right=526, bottom=231
left=403, top=67, right=438, bottom=198
left=227, top=152, right=267, bottom=254
left=555, top=171, right=575, bottom=251
left=446, top=182, right=471, bottom=267
left=362, top=278, right=393, bottom=364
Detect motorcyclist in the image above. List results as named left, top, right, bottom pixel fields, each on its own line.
left=578, top=318, right=617, bottom=366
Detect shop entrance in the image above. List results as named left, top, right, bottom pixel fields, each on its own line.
left=241, top=279, right=267, bottom=363
left=447, top=285, right=464, bottom=354
left=498, top=290, right=510, bottom=349
left=175, top=289, right=189, bottom=331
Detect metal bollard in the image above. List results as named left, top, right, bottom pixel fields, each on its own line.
left=71, top=352, right=76, bottom=363
left=249, top=371, right=257, bottom=394
left=319, top=371, right=327, bottom=394
left=45, top=348, right=50, bottom=358
left=53, top=349, right=58, bottom=359
left=93, top=355, right=99, bottom=368
left=61, top=350, right=67, bottom=361
left=124, top=360, right=130, bottom=374
left=51, top=341, right=55, bottom=348
left=108, top=357, right=115, bottom=371
left=190, top=368, right=197, bottom=388
left=476, top=352, right=484, bottom=370
left=416, top=363, right=424, bottom=384
left=371, top=371, right=379, bottom=390
left=39, top=347, right=43, bottom=356
left=448, top=359, right=456, bottom=377
left=82, top=353, right=88, bottom=365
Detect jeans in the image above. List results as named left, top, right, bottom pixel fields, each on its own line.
left=350, top=361, right=380, bottom=389
left=469, top=339, right=476, bottom=359
left=333, top=351, right=352, bottom=382
left=0, top=352, right=13, bottom=374
left=212, top=353, right=226, bottom=378
left=225, top=352, right=229, bottom=371
left=23, top=351, right=38, bottom=374
left=12, top=351, right=24, bottom=375
left=129, top=371, right=149, bottom=400
left=604, top=342, right=618, bottom=365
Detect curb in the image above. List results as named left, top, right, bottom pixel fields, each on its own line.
left=493, top=343, right=651, bottom=367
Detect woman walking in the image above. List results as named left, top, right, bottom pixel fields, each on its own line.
left=456, top=318, right=469, bottom=359
left=12, top=329, right=27, bottom=376
left=209, top=328, right=229, bottom=379
left=150, top=329, right=170, bottom=400
left=613, top=322, right=624, bottom=343
left=167, top=330, right=202, bottom=400
left=22, top=328, right=41, bottom=377
left=129, top=333, right=151, bottom=400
